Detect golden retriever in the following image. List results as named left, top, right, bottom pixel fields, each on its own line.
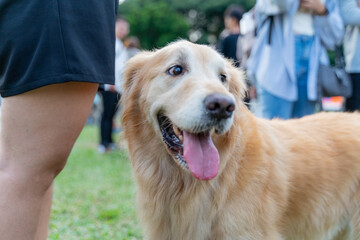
left=121, top=40, right=360, bottom=240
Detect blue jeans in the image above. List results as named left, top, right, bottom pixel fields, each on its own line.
left=345, top=73, right=360, bottom=111
left=258, top=35, right=316, bottom=120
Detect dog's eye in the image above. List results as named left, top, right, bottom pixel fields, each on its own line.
left=220, top=74, right=227, bottom=83
left=167, top=65, right=184, bottom=76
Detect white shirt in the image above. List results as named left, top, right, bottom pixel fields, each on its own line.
left=293, top=0, right=326, bottom=36
left=114, top=38, right=128, bottom=93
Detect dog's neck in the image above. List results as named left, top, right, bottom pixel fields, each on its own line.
left=126, top=104, right=259, bottom=239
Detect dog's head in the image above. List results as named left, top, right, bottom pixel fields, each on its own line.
left=122, top=40, right=247, bottom=180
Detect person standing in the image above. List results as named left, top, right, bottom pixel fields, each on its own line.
left=339, top=0, right=360, bottom=112
left=98, top=17, right=129, bottom=153
left=217, top=5, right=258, bottom=105
left=217, top=5, right=244, bottom=68
left=114, top=17, right=130, bottom=94
left=0, top=0, right=118, bottom=239
left=247, top=0, right=344, bottom=119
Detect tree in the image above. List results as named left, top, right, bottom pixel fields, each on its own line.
left=176, top=0, right=256, bottom=44
left=119, top=0, right=190, bottom=50
left=119, top=0, right=256, bottom=49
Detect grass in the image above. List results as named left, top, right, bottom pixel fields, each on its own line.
left=49, top=125, right=142, bottom=240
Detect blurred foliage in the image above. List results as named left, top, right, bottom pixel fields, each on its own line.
left=118, top=1, right=190, bottom=50
left=118, top=0, right=256, bottom=50
left=49, top=126, right=142, bottom=239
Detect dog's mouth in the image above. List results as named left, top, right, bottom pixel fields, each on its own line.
left=158, top=114, right=219, bottom=180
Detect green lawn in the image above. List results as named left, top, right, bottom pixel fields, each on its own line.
left=49, top=125, right=142, bottom=240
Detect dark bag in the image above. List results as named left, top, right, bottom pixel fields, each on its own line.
left=318, top=47, right=352, bottom=98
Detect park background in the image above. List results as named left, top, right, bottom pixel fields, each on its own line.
left=48, top=0, right=345, bottom=238
left=49, top=0, right=257, bottom=239
left=118, top=0, right=255, bottom=49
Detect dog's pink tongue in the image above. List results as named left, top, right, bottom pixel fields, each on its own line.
left=183, top=131, right=219, bottom=180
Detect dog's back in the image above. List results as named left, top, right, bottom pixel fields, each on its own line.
left=247, top=112, right=360, bottom=239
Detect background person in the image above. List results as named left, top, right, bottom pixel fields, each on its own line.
left=0, top=1, right=117, bottom=239
left=216, top=4, right=244, bottom=68
left=114, top=17, right=130, bottom=94
left=98, top=17, right=129, bottom=154
left=339, top=0, right=360, bottom=112
left=247, top=0, right=344, bottom=119
left=216, top=5, right=257, bottom=106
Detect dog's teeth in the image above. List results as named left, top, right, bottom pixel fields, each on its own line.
left=173, top=126, right=183, bottom=141
left=173, top=125, right=181, bottom=136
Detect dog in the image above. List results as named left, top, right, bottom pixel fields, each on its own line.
left=121, top=40, right=360, bottom=240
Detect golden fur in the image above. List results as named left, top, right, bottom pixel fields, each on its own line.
left=121, top=40, right=360, bottom=240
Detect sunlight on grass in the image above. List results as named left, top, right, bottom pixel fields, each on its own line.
left=49, top=125, right=142, bottom=240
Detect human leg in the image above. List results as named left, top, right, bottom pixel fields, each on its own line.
left=34, top=184, right=53, bottom=240
left=257, top=85, right=293, bottom=120
left=292, top=35, right=316, bottom=118
left=292, top=71, right=316, bottom=118
left=0, top=82, right=98, bottom=240
left=345, top=73, right=360, bottom=112
left=99, top=91, right=119, bottom=150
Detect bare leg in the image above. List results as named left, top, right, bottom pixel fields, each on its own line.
left=34, top=184, right=53, bottom=240
left=0, top=82, right=98, bottom=240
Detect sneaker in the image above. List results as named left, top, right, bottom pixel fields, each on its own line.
left=109, top=143, right=120, bottom=151
left=97, top=145, right=107, bottom=154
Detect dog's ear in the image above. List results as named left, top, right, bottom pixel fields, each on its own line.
left=121, top=51, right=154, bottom=124
left=121, top=51, right=154, bottom=136
left=123, top=51, right=153, bottom=95
left=227, top=62, right=247, bottom=101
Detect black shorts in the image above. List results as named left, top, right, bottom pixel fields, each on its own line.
left=0, top=0, right=118, bottom=97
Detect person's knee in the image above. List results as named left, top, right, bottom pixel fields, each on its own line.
left=38, top=145, right=72, bottom=177
left=0, top=147, right=70, bottom=192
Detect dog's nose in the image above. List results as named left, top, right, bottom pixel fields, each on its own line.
left=204, top=93, right=235, bottom=119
